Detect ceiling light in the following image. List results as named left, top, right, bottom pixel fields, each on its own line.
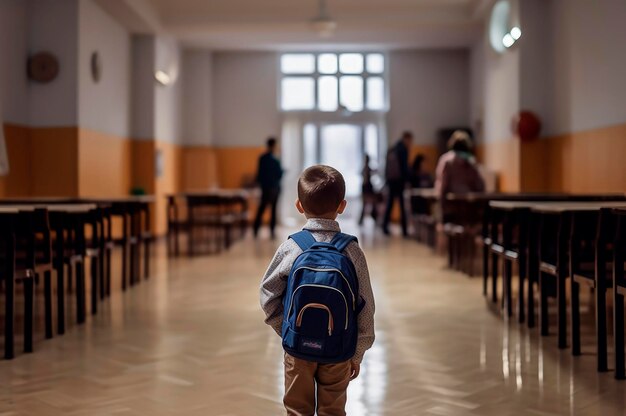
left=154, top=70, right=171, bottom=86
left=310, top=0, right=337, bottom=37
left=510, top=27, right=522, bottom=40
left=502, top=34, right=515, bottom=48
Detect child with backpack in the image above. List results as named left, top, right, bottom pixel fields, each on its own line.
left=260, top=165, right=376, bottom=416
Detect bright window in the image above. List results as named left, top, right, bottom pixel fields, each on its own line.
left=318, top=54, right=338, bottom=74
left=366, top=54, right=385, bottom=74
left=281, top=77, right=315, bottom=110
left=318, top=76, right=338, bottom=112
left=340, top=76, right=364, bottom=112
left=281, top=54, right=315, bottom=74
left=339, top=54, right=364, bottom=74
left=366, top=77, right=385, bottom=110
left=280, top=52, right=387, bottom=112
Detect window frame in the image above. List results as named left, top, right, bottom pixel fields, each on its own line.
left=278, top=52, right=389, bottom=114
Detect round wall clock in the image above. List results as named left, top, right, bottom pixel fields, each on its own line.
left=91, top=51, right=102, bottom=83
left=27, top=52, right=59, bottom=83
left=489, top=0, right=521, bottom=53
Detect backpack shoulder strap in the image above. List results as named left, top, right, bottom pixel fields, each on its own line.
left=289, top=230, right=317, bottom=251
left=330, top=232, right=358, bottom=253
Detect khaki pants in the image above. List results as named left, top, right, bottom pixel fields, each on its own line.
left=283, top=353, right=351, bottom=416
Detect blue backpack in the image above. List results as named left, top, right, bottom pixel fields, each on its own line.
left=281, top=230, right=364, bottom=363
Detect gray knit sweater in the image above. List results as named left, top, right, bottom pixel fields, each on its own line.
left=259, top=218, right=375, bottom=363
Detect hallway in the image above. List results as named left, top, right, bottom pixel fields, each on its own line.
left=1, top=224, right=625, bottom=415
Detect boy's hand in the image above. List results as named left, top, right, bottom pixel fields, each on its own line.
left=349, top=361, right=360, bottom=380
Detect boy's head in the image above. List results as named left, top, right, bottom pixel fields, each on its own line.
left=296, top=165, right=347, bottom=219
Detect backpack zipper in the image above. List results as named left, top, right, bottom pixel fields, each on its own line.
left=293, top=266, right=356, bottom=310
left=296, top=303, right=334, bottom=336
left=287, top=284, right=348, bottom=330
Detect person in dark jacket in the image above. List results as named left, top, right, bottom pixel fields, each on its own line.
left=253, top=137, right=284, bottom=239
left=382, top=131, right=413, bottom=236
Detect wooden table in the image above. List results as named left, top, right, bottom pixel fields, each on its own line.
left=167, top=190, right=250, bottom=256
left=0, top=196, right=155, bottom=290
left=483, top=194, right=626, bottom=319
left=530, top=202, right=626, bottom=357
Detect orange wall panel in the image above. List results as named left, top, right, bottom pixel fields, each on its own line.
left=476, top=138, right=521, bottom=192
left=543, top=124, right=626, bottom=193
left=0, top=124, right=32, bottom=197
left=78, top=128, right=132, bottom=197
left=131, top=140, right=156, bottom=194
left=214, top=146, right=264, bottom=189
left=182, top=146, right=219, bottom=191
left=30, top=127, right=79, bottom=197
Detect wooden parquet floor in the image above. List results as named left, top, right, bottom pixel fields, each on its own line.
left=2, top=221, right=626, bottom=415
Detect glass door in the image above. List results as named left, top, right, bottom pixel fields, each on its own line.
left=302, top=122, right=381, bottom=220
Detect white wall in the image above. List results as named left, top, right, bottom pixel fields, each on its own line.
left=27, top=0, right=79, bottom=127
left=0, top=0, right=29, bottom=125
left=387, top=50, right=470, bottom=145
left=519, top=0, right=553, bottom=134
left=131, top=34, right=155, bottom=140
left=154, top=35, right=182, bottom=143
left=483, top=45, right=519, bottom=143
left=181, top=50, right=212, bottom=146
left=78, top=0, right=131, bottom=138
left=550, top=0, right=626, bottom=135
left=212, top=51, right=280, bottom=147
left=472, top=0, right=626, bottom=141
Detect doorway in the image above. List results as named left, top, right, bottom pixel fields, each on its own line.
left=302, top=122, right=382, bottom=220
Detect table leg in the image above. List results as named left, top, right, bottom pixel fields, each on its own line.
left=3, top=229, right=15, bottom=359
left=44, top=270, right=53, bottom=339
left=54, top=224, right=66, bottom=335
left=556, top=213, right=569, bottom=349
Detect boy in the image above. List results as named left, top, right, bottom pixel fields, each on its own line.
left=260, top=165, right=376, bottom=416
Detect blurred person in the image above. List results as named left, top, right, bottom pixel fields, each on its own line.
left=382, top=131, right=413, bottom=236
left=359, top=154, right=378, bottom=225
left=253, top=137, right=284, bottom=239
left=435, top=130, right=485, bottom=221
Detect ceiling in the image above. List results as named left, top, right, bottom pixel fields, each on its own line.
left=121, top=0, right=489, bottom=50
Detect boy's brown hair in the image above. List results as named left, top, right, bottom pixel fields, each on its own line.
left=298, top=165, right=346, bottom=216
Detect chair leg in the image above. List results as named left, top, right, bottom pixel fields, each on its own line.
left=76, top=262, right=86, bottom=324
left=4, top=253, right=15, bottom=359
left=91, top=257, right=98, bottom=315
left=56, top=264, right=65, bottom=335
left=503, top=259, right=513, bottom=317
left=482, top=244, right=489, bottom=296
left=615, top=292, right=625, bottom=379
left=99, top=251, right=105, bottom=300
left=528, top=278, right=535, bottom=328
left=571, top=279, right=581, bottom=356
left=44, top=271, right=53, bottom=339
left=491, top=253, right=499, bottom=303
left=596, top=285, right=608, bottom=371
left=23, top=278, right=34, bottom=353
left=122, top=242, right=128, bottom=290
left=540, top=272, right=550, bottom=336
left=105, top=249, right=111, bottom=296
left=557, top=273, right=567, bottom=349
left=144, top=239, right=150, bottom=279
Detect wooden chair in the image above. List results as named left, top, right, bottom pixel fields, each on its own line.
left=569, top=209, right=612, bottom=372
